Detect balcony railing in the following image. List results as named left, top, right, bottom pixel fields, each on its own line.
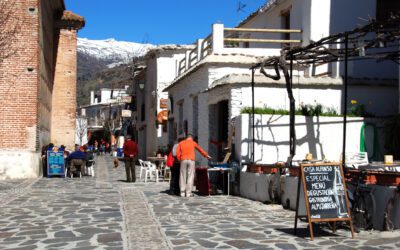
left=176, top=23, right=302, bottom=78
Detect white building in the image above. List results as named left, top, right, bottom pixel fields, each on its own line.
left=77, top=86, right=133, bottom=145
left=164, top=0, right=399, bottom=164
left=133, top=45, right=194, bottom=159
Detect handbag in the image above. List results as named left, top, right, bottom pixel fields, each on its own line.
left=166, top=151, right=174, bottom=167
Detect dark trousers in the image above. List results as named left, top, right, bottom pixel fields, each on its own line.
left=169, top=161, right=181, bottom=195
left=125, top=158, right=136, bottom=182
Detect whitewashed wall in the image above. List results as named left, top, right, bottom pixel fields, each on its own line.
left=0, top=151, right=40, bottom=179
left=140, top=51, right=188, bottom=158
left=168, top=66, right=210, bottom=165
left=235, top=114, right=364, bottom=163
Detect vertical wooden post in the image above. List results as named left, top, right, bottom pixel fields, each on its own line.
left=251, top=68, right=255, bottom=164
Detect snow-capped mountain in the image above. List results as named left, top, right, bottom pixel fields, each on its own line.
left=77, top=38, right=154, bottom=106
left=77, top=38, right=154, bottom=65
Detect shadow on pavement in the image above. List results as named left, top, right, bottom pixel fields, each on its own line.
left=276, top=227, right=340, bottom=239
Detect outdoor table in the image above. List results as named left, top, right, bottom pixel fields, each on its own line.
left=147, top=156, right=167, bottom=177
left=208, top=167, right=231, bottom=196
left=195, top=167, right=231, bottom=196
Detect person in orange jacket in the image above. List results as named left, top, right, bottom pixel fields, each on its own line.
left=176, top=133, right=211, bottom=197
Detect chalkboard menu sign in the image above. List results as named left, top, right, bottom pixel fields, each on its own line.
left=294, top=163, right=354, bottom=240
left=47, top=150, right=65, bottom=177
left=303, top=164, right=349, bottom=219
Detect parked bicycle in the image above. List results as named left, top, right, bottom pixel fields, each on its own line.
left=384, top=186, right=400, bottom=231
left=347, top=170, right=376, bottom=232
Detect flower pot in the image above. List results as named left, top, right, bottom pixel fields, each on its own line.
left=263, top=167, right=278, bottom=174
left=375, top=173, right=400, bottom=186
left=248, top=164, right=263, bottom=173
left=364, top=173, right=377, bottom=185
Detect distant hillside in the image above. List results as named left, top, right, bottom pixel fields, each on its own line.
left=77, top=38, right=153, bottom=106
left=77, top=63, right=135, bottom=107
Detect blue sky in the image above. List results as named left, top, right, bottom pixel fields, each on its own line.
left=65, top=0, right=267, bottom=45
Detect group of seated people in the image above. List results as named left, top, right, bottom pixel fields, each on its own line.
left=65, top=144, right=95, bottom=176
left=42, top=143, right=94, bottom=177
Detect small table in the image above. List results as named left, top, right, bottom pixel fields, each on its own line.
left=208, top=167, right=231, bottom=196
left=147, top=156, right=168, bottom=179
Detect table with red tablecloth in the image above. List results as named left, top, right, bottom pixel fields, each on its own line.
left=195, top=167, right=231, bottom=196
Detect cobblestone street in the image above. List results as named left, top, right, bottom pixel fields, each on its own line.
left=0, top=156, right=399, bottom=249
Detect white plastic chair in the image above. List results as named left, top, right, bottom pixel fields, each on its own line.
left=344, top=152, right=369, bottom=169
left=86, top=160, right=95, bottom=177
left=144, top=161, right=159, bottom=182
left=138, top=159, right=148, bottom=182
left=163, top=167, right=171, bottom=182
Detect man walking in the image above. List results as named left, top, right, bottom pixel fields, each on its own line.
left=176, top=134, right=211, bottom=197
left=123, top=134, right=138, bottom=182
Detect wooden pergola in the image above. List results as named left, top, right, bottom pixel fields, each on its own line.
left=250, top=13, right=400, bottom=166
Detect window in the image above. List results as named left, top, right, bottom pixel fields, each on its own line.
left=141, top=104, right=145, bottom=121
left=169, top=96, right=174, bottom=113
left=178, top=100, right=184, bottom=135
left=162, top=122, right=168, bottom=133
left=281, top=8, right=291, bottom=43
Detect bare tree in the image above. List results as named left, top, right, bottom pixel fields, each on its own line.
left=76, top=116, right=88, bottom=146
left=0, top=0, right=20, bottom=63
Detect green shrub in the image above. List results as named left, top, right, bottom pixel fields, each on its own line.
left=241, top=104, right=340, bottom=117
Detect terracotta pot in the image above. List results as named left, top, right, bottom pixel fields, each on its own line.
left=263, top=167, right=278, bottom=174
left=364, top=174, right=377, bottom=185
left=375, top=173, right=400, bottom=186
left=248, top=164, right=263, bottom=173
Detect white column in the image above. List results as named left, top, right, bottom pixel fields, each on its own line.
left=90, top=91, right=95, bottom=105
left=197, top=39, right=204, bottom=60
left=212, top=23, right=224, bottom=53
left=185, top=50, right=191, bottom=70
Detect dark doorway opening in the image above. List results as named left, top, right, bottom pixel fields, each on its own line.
left=216, top=100, right=229, bottom=161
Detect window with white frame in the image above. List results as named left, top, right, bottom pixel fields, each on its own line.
left=178, top=100, right=184, bottom=135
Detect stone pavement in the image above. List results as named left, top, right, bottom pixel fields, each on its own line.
left=0, top=156, right=399, bottom=249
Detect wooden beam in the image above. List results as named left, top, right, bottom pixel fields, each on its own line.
left=224, top=27, right=302, bottom=33
left=224, top=38, right=302, bottom=43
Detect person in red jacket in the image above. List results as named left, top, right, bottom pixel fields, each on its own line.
left=176, top=133, right=211, bottom=197
left=123, top=134, right=138, bottom=182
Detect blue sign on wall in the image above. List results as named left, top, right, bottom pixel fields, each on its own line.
left=47, top=150, right=65, bottom=177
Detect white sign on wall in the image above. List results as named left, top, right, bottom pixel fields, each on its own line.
left=121, top=110, right=132, bottom=117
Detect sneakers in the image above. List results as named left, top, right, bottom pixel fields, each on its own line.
left=180, top=192, right=194, bottom=197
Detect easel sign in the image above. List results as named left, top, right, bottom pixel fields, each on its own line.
left=47, top=150, right=65, bottom=177
left=294, top=162, right=354, bottom=240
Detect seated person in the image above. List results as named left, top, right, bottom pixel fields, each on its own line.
left=66, top=145, right=86, bottom=175
left=85, top=147, right=94, bottom=165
